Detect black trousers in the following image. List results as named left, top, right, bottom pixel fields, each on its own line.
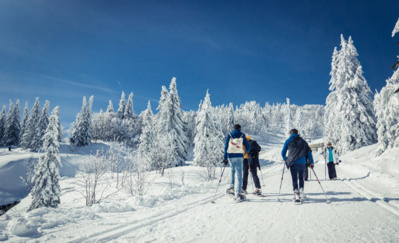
left=242, top=158, right=261, bottom=190
left=304, top=165, right=309, bottom=181
left=327, top=162, right=337, bottom=179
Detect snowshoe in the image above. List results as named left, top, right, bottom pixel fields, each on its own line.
left=226, top=187, right=235, bottom=197
left=235, top=194, right=246, bottom=203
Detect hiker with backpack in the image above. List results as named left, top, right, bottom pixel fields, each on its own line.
left=281, top=129, right=314, bottom=204
left=223, top=124, right=251, bottom=202
left=242, top=136, right=262, bottom=196
left=324, top=142, right=340, bottom=180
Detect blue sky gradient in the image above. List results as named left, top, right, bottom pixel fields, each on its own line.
left=0, top=0, right=398, bottom=128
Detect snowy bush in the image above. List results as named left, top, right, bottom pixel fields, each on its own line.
left=77, top=149, right=110, bottom=206
left=7, top=217, right=39, bottom=237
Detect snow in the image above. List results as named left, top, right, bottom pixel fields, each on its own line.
left=1, top=131, right=399, bottom=242
left=392, top=18, right=399, bottom=37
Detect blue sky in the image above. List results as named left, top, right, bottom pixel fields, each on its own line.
left=0, top=0, right=398, bottom=128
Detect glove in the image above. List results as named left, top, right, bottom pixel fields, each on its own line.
left=310, top=164, right=314, bottom=169
left=222, top=160, right=228, bottom=166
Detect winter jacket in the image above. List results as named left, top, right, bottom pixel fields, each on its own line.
left=247, top=140, right=261, bottom=168
left=324, top=147, right=339, bottom=163
left=224, top=129, right=251, bottom=160
left=281, top=134, right=314, bottom=168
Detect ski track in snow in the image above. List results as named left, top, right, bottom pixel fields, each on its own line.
left=2, top=134, right=399, bottom=242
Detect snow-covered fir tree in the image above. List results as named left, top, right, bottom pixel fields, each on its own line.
left=0, top=105, right=6, bottom=146
left=21, top=98, right=41, bottom=150
left=325, top=35, right=377, bottom=154
left=19, top=102, right=29, bottom=143
left=117, top=91, right=126, bottom=119
left=69, top=96, right=93, bottom=147
left=193, top=90, right=224, bottom=180
left=183, top=110, right=197, bottom=146
left=374, top=20, right=399, bottom=155
left=124, top=92, right=134, bottom=119
left=53, top=105, right=62, bottom=142
left=137, top=101, right=155, bottom=170
left=153, top=78, right=188, bottom=173
left=3, top=100, right=21, bottom=146
left=32, top=100, right=50, bottom=151
left=28, top=106, right=62, bottom=211
left=107, top=100, right=114, bottom=113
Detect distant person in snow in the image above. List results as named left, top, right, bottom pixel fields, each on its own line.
left=281, top=129, right=314, bottom=201
left=223, top=124, right=251, bottom=202
left=324, top=142, right=340, bottom=180
left=8, top=146, right=11, bottom=151
left=242, top=136, right=262, bottom=196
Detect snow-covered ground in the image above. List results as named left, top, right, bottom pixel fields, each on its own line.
left=1, top=132, right=399, bottom=242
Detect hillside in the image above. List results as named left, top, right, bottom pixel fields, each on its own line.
left=0, top=131, right=398, bottom=242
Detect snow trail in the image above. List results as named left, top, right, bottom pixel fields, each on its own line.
left=2, top=132, right=399, bottom=242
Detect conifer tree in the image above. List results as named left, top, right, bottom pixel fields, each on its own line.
left=107, top=100, right=114, bottom=113
left=32, top=100, right=50, bottom=151
left=167, top=78, right=189, bottom=164
left=0, top=105, right=6, bottom=146
left=374, top=20, right=399, bottom=155
left=70, top=96, right=93, bottom=147
left=325, top=35, right=377, bottom=154
left=193, top=90, right=224, bottom=180
left=137, top=101, right=155, bottom=170
left=3, top=100, right=21, bottom=146
left=124, top=92, right=134, bottom=119
left=117, top=91, right=126, bottom=119
left=28, top=106, right=61, bottom=211
left=21, top=98, right=41, bottom=150
left=153, top=86, right=175, bottom=173
left=20, top=102, right=29, bottom=142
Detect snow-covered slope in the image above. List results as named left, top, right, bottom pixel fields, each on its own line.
left=0, top=132, right=398, bottom=242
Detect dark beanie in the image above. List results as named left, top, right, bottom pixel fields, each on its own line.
left=290, top=128, right=298, bottom=134
left=234, top=124, right=241, bottom=130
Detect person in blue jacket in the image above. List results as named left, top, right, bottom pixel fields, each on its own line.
left=281, top=129, right=314, bottom=200
left=223, top=124, right=251, bottom=201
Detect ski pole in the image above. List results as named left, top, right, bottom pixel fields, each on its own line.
left=249, top=165, right=255, bottom=192
left=259, top=166, right=266, bottom=187
left=212, top=162, right=227, bottom=204
left=311, top=167, right=331, bottom=204
left=325, top=148, right=327, bottom=181
left=277, top=162, right=286, bottom=202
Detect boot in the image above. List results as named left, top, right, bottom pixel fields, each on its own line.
left=299, top=187, right=305, bottom=199
left=226, top=187, right=235, bottom=196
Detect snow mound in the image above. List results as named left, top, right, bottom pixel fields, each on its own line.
left=25, top=207, right=101, bottom=230
left=0, top=231, right=8, bottom=241
left=91, top=200, right=136, bottom=213
left=7, top=217, right=39, bottom=237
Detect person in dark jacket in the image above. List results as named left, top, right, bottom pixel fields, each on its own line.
left=281, top=129, right=314, bottom=200
left=223, top=124, right=250, bottom=201
left=242, top=136, right=262, bottom=195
